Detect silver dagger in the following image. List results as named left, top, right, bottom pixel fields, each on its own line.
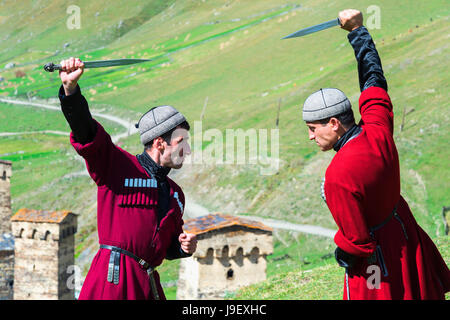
left=282, top=18, right=341, bottom=39
left=43, top=58, right=151, bottom=72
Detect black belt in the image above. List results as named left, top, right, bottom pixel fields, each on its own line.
left=369, top=202, right=408, bottom=240
left=369, top=204, right=397, bottom=233
left=336, top=202, right=408, bottom=280
left=100, top=244, right=160, bottom=300
left=366, top=202, right=408, bottom=278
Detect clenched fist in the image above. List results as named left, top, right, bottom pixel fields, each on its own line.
left=179, top=232, right=197, bottom=254
left=59, top=57, right=84, bottom=96
left=339, top=9, right=363, bottom=32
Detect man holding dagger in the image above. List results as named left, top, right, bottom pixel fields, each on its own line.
left=58, top=57, right=197, bottom=300
left=299, top=9, right=449, bottom=299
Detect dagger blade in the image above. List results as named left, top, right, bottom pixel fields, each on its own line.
left=83, top=59, right=151, bottom=68
left=282, top=18, right=341, bottom=39
left=44, top=58, right=151, bottom=72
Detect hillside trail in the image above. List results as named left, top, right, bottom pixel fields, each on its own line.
left=0, top=130, right=69, bottom=137
left=0, top=97, right=137, bottom=178
left=0, top=96, right=336, bottom=238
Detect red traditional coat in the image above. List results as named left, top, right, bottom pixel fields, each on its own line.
left=324, top=86, right=450, bottom=300
left=72, top=121, right=186, bottom=300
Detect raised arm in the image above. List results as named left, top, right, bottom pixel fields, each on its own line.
left=58, top=57, right=117, bottom=186
left=339, top=10, right=387, bottom=92
left=58, top=57, right=97, bottom=144
left=340, top=10, right=393, bottom=133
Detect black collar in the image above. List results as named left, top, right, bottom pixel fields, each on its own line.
left=136, top=151, right=171, bottom=181
left=333, top=124, right=362, bottom=152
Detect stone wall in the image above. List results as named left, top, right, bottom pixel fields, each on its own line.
left=0, top=161, right=12, bottom=235
left=11, top=214, right=77, bottom=300
left=0, top=249, right=14, bottom=300
left=0, top=161, right=13, bottom=300
left=177, top=226, right=272, bottom=299
left=13, top=227, right=60, bottom=299
left=58, top=216, right=77, bottom=300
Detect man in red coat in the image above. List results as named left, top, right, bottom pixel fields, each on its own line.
left=302, top=9, right=449, bottom=299
left=58, top=57, right=197, bottom=299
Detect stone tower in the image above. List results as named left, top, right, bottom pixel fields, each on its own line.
left=0, top=233, right=14, bottom=300
left=0, top=160, right=13, bottom=300
left=11, top=209, right=77, bottom=300
left=177, top=213, right=273, bottom=299
left=0, top=160, right=12, bottom=235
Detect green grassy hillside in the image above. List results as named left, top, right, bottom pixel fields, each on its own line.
left=0, top=0, right=448, bottom=299
left=234, top=236, right=450, bottom=299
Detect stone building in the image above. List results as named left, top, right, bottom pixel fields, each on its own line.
left=0, top=233, right=14, bottom=300
left=0, top=160, right=13, bottom=300
left=0, top=160, right=12, bottom=235
left=11, top=209, right=77, bottom=300
left=177, top=213, right=273, bottom=300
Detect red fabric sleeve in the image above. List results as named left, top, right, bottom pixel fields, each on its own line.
left=359, top=86, right=394, bottom=135
left=70, top=120, right=115, bottom=186
left=325, top=179, right=377, bottom=257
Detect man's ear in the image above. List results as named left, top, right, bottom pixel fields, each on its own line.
left=329, top=117, right=341, bottom=131
left=152, top=137, right=165, bottom=151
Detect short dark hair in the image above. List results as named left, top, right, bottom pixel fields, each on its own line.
left=144, top=120, right=190, bottom=150
left=318, top=109, right=355, bottom=128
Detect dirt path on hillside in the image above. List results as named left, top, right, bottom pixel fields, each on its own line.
left=183, top=193, right=335, bottom=238
left=0, top=97, right=137, bottom=178
left=0, top=130, right=69, bottom=137
left=0, top=97, right=138, bottom=142
left=0, top=97, right=336, bottom=238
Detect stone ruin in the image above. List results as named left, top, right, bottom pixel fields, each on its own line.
left=0, top=160, right=13, bottom=300
left=10, top=209, right=77, bottom=300
left=0, top=160, right=12, bottom=235
left=177, top=213, right=273, bottom=299
left=0, top=159, right=79, bottom=300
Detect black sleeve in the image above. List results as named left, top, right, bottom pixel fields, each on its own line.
left=165, top=237, right=192, bottom=260
left=58, top=84, right=97, bottom=144
left=348, top=26, right=387, bottom=92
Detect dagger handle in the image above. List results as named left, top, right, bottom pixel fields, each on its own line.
left=43, top=62, right=62, bottom=72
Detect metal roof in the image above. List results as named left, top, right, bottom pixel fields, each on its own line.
left=183, top=213, right=272, bottom=235
left=10, top=208, right=75, bottom=224
left=0, top=160, right=12, bottom=165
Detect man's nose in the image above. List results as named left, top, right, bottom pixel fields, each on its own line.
left=309, top=132, right=315, bottom=140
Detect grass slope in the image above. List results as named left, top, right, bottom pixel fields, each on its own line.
left=234, top=236, right=450, bottom=299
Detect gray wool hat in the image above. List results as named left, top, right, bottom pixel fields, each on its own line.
left=135, top=105, right=187, bottom=145
left=302, top=88, right=352, bottom=122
